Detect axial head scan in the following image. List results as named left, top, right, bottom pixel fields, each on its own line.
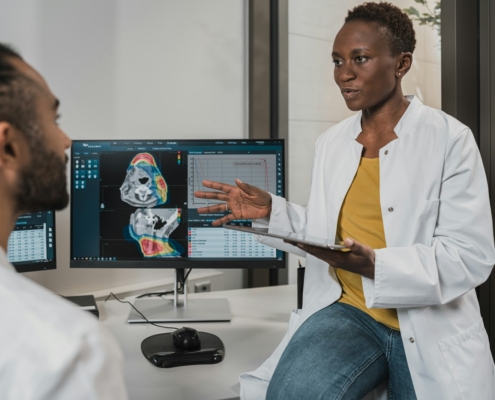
left=120, top=153, right=168, bottom=207
left=127, top=208, right=182, bottom=257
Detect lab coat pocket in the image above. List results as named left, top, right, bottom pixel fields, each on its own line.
left=415, top=199, right=440, bottom=244
left=439, top=319, right=493, bottom=400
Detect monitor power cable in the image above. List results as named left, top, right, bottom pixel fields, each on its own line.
left=134, top=268, right=193, bottom=299
left=104, top=292, right=178, bottom=330
left=136, top=290, right=175, bottom=298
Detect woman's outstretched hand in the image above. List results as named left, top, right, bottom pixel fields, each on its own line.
left=194, top=179, right=272, bottom=226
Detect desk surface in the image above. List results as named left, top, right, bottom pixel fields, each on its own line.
left=99, top=284, right=296, bottom=400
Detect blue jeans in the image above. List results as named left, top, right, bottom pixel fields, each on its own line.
left=266, top=302, right=417, bottom=400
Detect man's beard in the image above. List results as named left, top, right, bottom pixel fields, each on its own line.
left=15, top=141, right=69, bottom=214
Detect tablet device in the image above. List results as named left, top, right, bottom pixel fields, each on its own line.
left=222, top=225, right=347, bottom=250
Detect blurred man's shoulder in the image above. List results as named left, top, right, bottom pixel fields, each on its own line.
left=0, top=264, right=124, bottom=398
left=0, top=263, right=99, bottom=335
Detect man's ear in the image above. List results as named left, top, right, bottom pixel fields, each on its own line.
left=396, top=52, right=413, bottom=78
left=0, top=122, right=27, bottom=171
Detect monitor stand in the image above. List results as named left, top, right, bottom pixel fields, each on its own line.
left=127, top=269, right=232, bottom=323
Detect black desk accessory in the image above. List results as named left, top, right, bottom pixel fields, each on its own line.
left=63, top=295, right=99, bottom=319
left=297, top=260, right=305, bottom=310
left=142, top=331, right=225, bottom=368
left=173, top=327, right=201, bottom=350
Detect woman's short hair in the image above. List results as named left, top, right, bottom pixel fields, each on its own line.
left=345, top=2, right=416, bottom=56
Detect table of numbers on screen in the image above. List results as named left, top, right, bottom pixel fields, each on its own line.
left=7, top=224, right=47, bottom=263
left=188, top=227, right=276, bottom=258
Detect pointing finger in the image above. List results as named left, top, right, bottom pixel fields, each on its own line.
left=202, top=180, right=234, bottom=193
left=194, top=191, right=228, bottom=201
left=197, top=203, right=229, bottom=214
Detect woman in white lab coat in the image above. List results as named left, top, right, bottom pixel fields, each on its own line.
left=195, top=3, right=495, bottom=399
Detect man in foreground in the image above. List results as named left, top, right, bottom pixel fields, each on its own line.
left=0, top=43, right=128, bottom=399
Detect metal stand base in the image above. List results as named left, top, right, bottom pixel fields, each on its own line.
left=127, top=269, right=231, bottom=323
left=127, top=297, right=231, bottom=323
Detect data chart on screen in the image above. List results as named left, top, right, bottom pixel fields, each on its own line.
left=188, top=154, right=278, bottom=209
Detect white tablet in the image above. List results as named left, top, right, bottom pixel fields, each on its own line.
left=222, top=225, right=347, bottom=250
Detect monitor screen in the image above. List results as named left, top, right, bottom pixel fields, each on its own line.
left=8, top=211, right=56, bottom=273
left=70, top=139, right=285, bottom=269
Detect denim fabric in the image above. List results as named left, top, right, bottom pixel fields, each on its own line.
left=266, top=302, right=417, bottom=400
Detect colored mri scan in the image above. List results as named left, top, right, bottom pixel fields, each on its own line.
left=121, top=153, right=182, bottom=258
left=120, top=153, right=168, bottom=207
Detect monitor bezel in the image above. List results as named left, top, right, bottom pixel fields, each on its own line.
left=12, top=212, right=57, bottom=273
left=70, top=139, right=286, bottom=270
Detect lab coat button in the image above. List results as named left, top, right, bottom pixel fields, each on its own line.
left=384, top=150, right=389, bottom=155
left=388, top=207, right=394, bottom=212
left=409, top=337, right=415, bottom=343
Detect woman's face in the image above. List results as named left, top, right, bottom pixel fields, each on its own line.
left=332, top=20, right=401, bottom=112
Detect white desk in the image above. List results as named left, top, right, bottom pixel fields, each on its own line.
left=99, top=285, right=296, bottom=400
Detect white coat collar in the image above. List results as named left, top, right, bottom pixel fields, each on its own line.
left=349, top=95, right=423, bottom=140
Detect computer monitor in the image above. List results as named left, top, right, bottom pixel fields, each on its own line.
left=8, top=211, right=56, bottom=273
left=70, top=139, right=285, bottom=322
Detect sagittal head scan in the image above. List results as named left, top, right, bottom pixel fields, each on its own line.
left=126, top=208, right=182, bottom=257
left=120, top=153, right=168, bottom=207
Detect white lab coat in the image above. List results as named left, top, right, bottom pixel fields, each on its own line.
left=240, top=96, right=495, bottom=400
left=0, top=249, right=128, bottom=400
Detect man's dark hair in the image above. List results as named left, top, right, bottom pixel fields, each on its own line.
left=345, top=2, right=416, bottom=56
left=0, top=44, right=69, bottom=213
left=0, top=43, right=22, bottom=62
left=0, top=43, right=40, bottom=145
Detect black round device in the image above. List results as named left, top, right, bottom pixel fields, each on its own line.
left=141, top=331, right=225, bottom=368
left=172, top=327, right=201, bottom=350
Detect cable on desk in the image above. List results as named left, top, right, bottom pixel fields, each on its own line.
left=104, top=292, right=178, bottom=330
left=136, top=290, right=175, bottom=299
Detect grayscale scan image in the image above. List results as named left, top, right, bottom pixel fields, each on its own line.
left=130, top=208, right=180, bottom=240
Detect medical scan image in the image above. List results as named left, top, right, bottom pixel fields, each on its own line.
left=126, top=208, right=182, bottom=257
left=120, top=153, right=168, bottom=207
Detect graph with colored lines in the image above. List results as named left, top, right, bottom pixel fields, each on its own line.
left=188, top=154, right=278, bottom=208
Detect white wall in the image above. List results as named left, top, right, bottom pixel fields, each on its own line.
left=287, top=0, right=442, bottom=284
left=0, top=0, right=247, bottom=294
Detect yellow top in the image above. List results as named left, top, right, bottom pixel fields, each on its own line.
left=336, top=157, right=400, bottom=330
